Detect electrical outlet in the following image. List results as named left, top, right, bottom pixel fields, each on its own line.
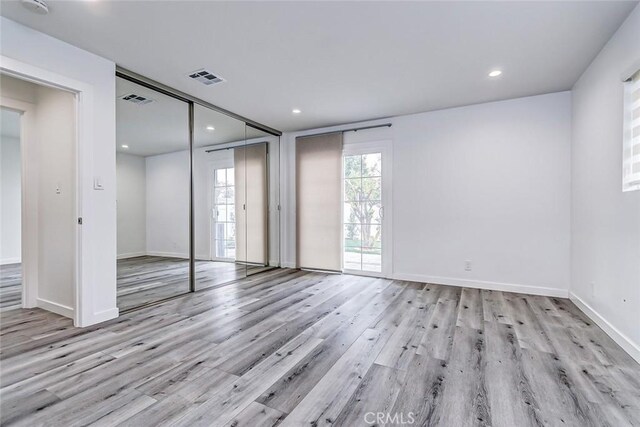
left=465, top=260, right=472, bottom=271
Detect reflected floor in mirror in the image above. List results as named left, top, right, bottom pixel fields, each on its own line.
left=117, top=256, right=272, bottom=311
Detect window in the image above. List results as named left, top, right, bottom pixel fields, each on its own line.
left=623, top=69, right=640, bottom=192
left=343, top=153, right=383, bottom=273
left=213, top=167, right=236, bottom=259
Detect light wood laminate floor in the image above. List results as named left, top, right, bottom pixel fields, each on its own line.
left=0, top=264, right=21, bottom=311
left=1, top=269, right=638, bottom=426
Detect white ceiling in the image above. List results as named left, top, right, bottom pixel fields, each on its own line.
left=1, top=1, right=637, bottom=132
left=0, top=108, right=20, bottom=139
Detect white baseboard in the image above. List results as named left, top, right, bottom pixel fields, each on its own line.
left=392, top=273, right=569, bottom=298
left=77, top=307, right=119, bottom=327
left=0, top=257, right=21, bottom=265
left=569, top=292, right=640, bottom=364
left=37, top=298, right=74, bottom=319
left=117, top=252, right=146, bottom=260
left=281, top=261, right=297, bottom=269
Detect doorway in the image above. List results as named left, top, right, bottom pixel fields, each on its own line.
left=0, top=73, right=77, bottom=318
left=0, top=108, right=22, bottom=310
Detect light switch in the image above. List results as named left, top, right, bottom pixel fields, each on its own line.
left=94, top=177, right=104, bottom=190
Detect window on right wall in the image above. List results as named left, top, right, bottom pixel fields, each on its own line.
left=623, top=69, right=640, bottom=192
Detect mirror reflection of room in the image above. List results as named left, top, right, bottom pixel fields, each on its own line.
left=193, top=106, right=280, bottom=291
left=116, top=79, right=280, bottom=309
left=115, top=77, right=190, bottom=311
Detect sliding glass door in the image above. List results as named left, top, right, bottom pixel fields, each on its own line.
left=343, top=152, right=382, bottom=272
left=342, top=141, right=392, bottom=277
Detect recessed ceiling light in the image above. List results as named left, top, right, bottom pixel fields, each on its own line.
left=489, top=70, right=502, bottom=77
left=292, top=109, right=301, bottom=114
left=121, top=145, right=129, bottom=149
left=206, top=125, right=215, bottom=131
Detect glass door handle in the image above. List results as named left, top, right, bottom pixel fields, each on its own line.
left=379, top=206, right=384, bottom=219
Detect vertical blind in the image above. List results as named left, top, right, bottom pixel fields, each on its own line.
left=235, top=143, right=268, bottom=265
left=624, top=69, right=640, bottom=191
left=296, top=133, right=343, bottom=271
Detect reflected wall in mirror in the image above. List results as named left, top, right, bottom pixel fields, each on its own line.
left=193, top=105, right=248, bottom=290
left=115, top=77, right=190, bottom=310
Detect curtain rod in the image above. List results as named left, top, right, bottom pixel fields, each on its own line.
left=300, top=123, right=392, bottom=139
left=205, top=140, right=268, bottom=153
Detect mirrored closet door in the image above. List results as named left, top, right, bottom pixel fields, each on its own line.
left=115, top=72, right=281, bottom=311
left=193, top=104, right=248, bottom=290
left=115, top=76, right=191, bottom=311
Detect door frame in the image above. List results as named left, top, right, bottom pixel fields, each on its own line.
left=342, top=139, right=393, bottom=278
left=1, top=55, right=92, bottom=326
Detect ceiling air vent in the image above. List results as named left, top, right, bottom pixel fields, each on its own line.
left=188, top=69, right=225, bottom=86
left=119, top=93, right=154, bottom=105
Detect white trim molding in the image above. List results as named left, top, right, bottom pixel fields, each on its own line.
left=0, top=258, right=21, bottom=265
left=91, top=307, right=120, bottom=324
left=37, top=298, right=74, bottom=319
left=392, top=272, right=569, bottom=298
left=570, top=292, right=640, bottom=364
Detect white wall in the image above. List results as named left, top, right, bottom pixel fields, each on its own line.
left=1, top=131, right=21, bottom=265
left=1, top=17, right=117, bottom=325
left=35, top=85, right=76, bottom=311
left=570, top=5, right=640, bottom=360
left=283, top=91, right=572, bottom=296
left=116, top=152, right=146, bottom=258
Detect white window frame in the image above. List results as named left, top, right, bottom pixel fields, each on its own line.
left=342, top=139, right=393, bottom=278
left=623, top=70, right=640, bottom=192
left=209, top=160, right=236, bottom=262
